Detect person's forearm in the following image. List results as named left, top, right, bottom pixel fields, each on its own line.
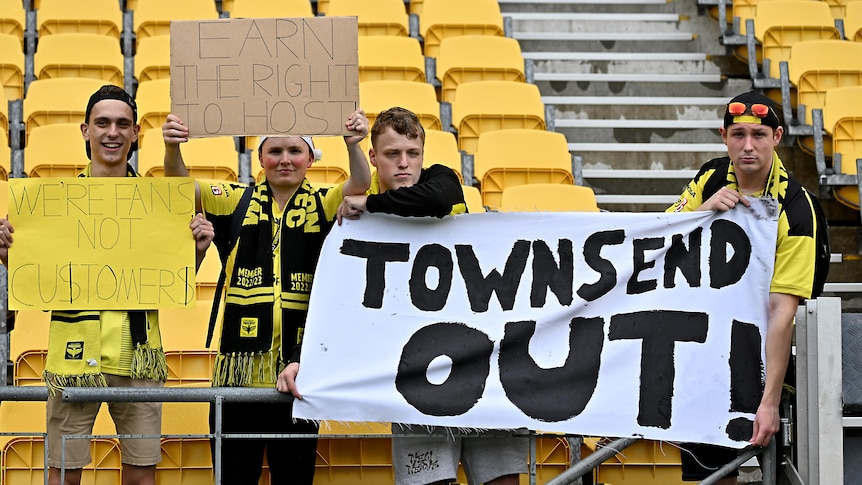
left=762, top=293, right=798, bottom=408
left=342, top=142, right=371, bottom=196
left=164, top=144, right=190, bottom=177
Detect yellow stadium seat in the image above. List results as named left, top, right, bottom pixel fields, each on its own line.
left=452, top=81, right=546, bottom=155
left=33, top=33, right=123, bottom=85
left=474, top=129, right=573, bottom=210
left=409, top=0, right=425, bottom=15
left=23, top=78, right=108, bottom=145
left=462, top=184, right=484, bottom=213
left=2, top=437, right=122, bottom=485
left=500, top=183, right=600, bottom=212
left=754, top=0, right=839, bottom=79
left=846, top=1, right=862, bottom=40
left=13, top=349, right=47, bottom=386
left=822, top=86, right=862, bottom=209
left=361, top=80, right=441, bottom=131
left=789, top=40, right=862, bottom=153
left=358, top=35, right=425, bottom=83
left=159, top=304, right=218, bottom=353
left=824, top=0, right=862, bottom=18
left=134, top=35, right=171, bottom=85
left=0, top=0, right=24, bottom=49
left=0, top=34, right=24, bottom=100
left=327, top=0, right=409, bottom=37
left=419, top=0, right=504, bottom=57
left=226, top=0, right=314, bottom=17
left=9, top=310, right=50, bottom=363
left=133, top=0, right=219, bottom=47
left=138, top=127, right=238, bottom=181
left=24, top=123, right=91, bottom=178
left=36, top=0, right=121, bottom=39
left=163, top=351, right=217, bottom=386
left=135, top=78, right=170, bottom=144
left=424, top=129, right=462, bottom=182
left=436, top=35, right=525, bottom=104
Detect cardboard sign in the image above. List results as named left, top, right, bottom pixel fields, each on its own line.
left=7, top=178, right=197, bottom=310
left=170, top=17, right=359, bottom=137
left=294, top=200, right=780, bottom=448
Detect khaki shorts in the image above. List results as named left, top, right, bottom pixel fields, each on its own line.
left=47, top=375, right=163, bottom=469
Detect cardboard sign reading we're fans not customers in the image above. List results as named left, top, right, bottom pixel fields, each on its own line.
left=170, top=16, right=359, bottom=138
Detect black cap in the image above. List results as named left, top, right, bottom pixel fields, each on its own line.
left=84, top=85, right=138, bottom=161
left=723, top=91, right=782, bottom=131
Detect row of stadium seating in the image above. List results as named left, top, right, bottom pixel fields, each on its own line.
left=714, top=0, right=862, bottom=211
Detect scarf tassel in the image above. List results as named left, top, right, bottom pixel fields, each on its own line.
left=131, top=345, right=168, bottom=382
left=43, top=371, right=108, bottom=398
left=212, top=351, right=279, bottom=387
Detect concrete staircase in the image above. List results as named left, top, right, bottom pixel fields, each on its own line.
left=499, top=0, right=752, bottom=212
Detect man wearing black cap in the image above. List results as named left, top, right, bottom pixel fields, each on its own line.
left=668, top=91, right=821, bottom=483
left=0, top=85, right=215, bottom=485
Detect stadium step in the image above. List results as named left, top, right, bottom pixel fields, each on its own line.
left=508, top=0, right=737, bottom=208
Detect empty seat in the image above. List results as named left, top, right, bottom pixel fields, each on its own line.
left=327, top=0, right=409, bottom=37
left=474, top=129, right=574, bottom=210
left=138, top=127, right=238, bottom=181
left=0, top=0, right=24, bottom=49
left=9, top=310, right=50, bottom=363
left=159, top=306, right=218, bottom=352
left=436, top=35, right=525, bottom=104
left=452, top=81, right=546, bottom=155
left=33, top=33, right=123, bottom=85
left=133, top=0, right=219, bottom=47
left=0, top=179, right=7, bottom=211
left=462, top=184, right=484, bottom=213
left=823, top=86, right=862, bottom=209
left=163, top=350, right=217, bottom=385
left=789, top=40, right=862, bottom=151
left=824, top=0, right=862, bottom=18
left=36, top=0, right=121, bottom=40
left=134, top=78, right=171, bottom=144
left=25, top=123, right=91, bottom=178
left=500, top=183, right=600, bottom=212
left=23, top=77, right=107, bottom=145
left=0, top=33, right=24, bottom=99
left=424, top=129, right=462, bottom=182
left=2, top=437, right=121, bottom=485
left=226, top=0, right=314, bottom=17
left=358, top=35, right=425, bottom=83
left=134, top=35, right=171, bottom=86
left=846, top=1, right=862, bottom=40
left=754, top=0, right=840, bottom=79
left=419, top=0, right=504, bottom=57
left=361, top=80, right=441, bottom=131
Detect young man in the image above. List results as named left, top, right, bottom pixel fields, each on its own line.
left=0, top=85, right=215, bottom=485
left=668, top=91, right=821, bottom=483
left=161, top=110, right=371, bottom=484
left=334, top=107, right=525, bottom=485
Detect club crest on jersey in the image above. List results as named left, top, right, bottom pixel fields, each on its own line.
left=211, top=186, right=223, bottom=196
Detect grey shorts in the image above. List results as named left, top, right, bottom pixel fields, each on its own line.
left=391, top=425, right=528, bottom=485
left=46, top=375, right=163, bottom=469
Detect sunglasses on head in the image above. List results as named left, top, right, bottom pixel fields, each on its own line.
left=728, top=102, right=770, bottom=118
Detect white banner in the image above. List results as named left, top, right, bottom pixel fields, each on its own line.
left=294, top=199, right=779, bottom=448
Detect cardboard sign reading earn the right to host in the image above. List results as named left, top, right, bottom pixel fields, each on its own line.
left=170, top=17, right=359, bottom=138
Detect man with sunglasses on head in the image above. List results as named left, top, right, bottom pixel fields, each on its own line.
left=667, top=91, right=822, bottom=483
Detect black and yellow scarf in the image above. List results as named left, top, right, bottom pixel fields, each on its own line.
left=213, top=179, right=332, bottom=386
left=42, top=163, right=167, bottom=396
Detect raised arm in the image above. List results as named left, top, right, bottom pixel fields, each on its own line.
left=162, top=114, right=202, bottom=212
left=341, top=108, right=372, bottom=196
